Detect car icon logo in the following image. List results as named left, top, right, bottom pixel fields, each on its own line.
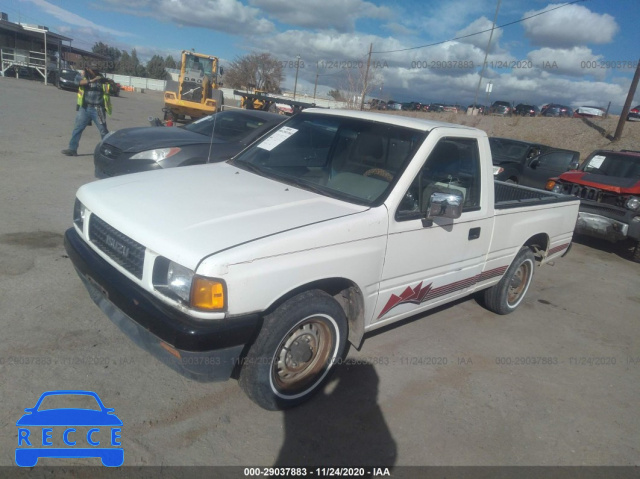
left=16, top=390, right=123, bottom=467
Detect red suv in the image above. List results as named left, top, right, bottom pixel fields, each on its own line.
left=546, top=150, right=640, bottom=262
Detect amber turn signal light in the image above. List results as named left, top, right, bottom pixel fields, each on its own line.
left=191, top=277, right=226, bottom=311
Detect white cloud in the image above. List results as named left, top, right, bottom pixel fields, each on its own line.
left=455, top=16, right=503, bottom=51
left=522, top=3, right=619, bottom=48
left=250, top=0, right=390, bottom=32
left=527, top=47, right=606, bottom=80
left=156, top=0, right=274, bottom=35
left=21, top=0, right=135, bottom=36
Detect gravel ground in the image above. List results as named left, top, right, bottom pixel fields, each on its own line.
left=0, top=77, right=639, bottom=472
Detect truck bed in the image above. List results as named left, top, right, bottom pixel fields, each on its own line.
left=494, top=181, right=575, bottom=209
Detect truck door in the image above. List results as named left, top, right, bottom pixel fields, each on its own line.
left=375, top=136, right=494, bottom=324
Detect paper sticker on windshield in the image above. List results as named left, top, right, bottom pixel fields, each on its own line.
left=192, top=115, right=214, bottom=125
left=588, top=155, right=606, bottom=169
left=257, top=127, right=298, bottom=151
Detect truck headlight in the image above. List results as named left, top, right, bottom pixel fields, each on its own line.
left=154, top=258, right=226, bottom=311
left=167, top=261, right=193, bottom=302
left=130, top=147, right=181, bottom=161
left=493, top=166, right=504, bottom=176
left=74, top=198, right=86, bottom=230
left=625, top=196, right=640, bottom=211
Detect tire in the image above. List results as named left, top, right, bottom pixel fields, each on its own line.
left=238, top=290, right=349, bottom=410
left=483, top=247, right=536, bottom=315
left=632, top=240, right=640, bottom=263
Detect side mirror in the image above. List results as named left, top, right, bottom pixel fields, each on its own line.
left=568, top=161, right=579, bottom=170
left=219, top=67, right=224, bottom=75
left=427, top=191, right=463, bottom=220
left=529, top=158, right=540, bottom=169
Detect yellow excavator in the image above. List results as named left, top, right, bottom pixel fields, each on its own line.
left=163, top=50, right=224, bottom=121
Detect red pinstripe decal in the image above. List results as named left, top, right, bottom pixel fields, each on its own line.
left=377, top=265, right=508, bottom=319
left=548, top=243, right=570, bottom=256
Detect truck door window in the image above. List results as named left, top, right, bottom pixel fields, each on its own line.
left=397, top=137, right=481, bottom=220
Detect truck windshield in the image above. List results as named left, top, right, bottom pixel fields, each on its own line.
left=583, top=152, right=640, bottom=178
left=231, top=113, right=427, bottom=206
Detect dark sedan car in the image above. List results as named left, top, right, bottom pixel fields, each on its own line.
left=514, top=104, right=539, bottom=116
left=56, top=69, right=80, bottom=91
left=541, top=103, right=573, bottom=117
left=94, top=110, right=285, bottom=178
left=490, top=137, right=580, bottom=189
left=489, top=101, right=513, bottom=116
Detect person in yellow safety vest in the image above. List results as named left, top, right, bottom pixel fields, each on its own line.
left=61, top=68, right=113, bottom=156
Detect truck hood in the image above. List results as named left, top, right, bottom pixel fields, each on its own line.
left=558, top=170, right=640, bottom=194
left=77, top=163, right=369, bottom=270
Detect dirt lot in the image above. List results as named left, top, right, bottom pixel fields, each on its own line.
left=0, top=76, right=639, bottom=472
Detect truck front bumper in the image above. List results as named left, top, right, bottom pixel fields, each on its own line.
left=575, top=212, right=629, bottom=242
left=64, top=228, right=262, bottom=382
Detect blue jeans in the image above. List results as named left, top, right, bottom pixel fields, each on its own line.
left=68, top=106, right=109, bottom=151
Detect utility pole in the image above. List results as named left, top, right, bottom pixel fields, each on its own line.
left=293, top=54, right=301, bottom=100
left=613, top=58, right=640, bottom=141
left=359, top=43, right=373, bottom=111
left=313, top=70, right=319, bottom=100
left=472, top=0, right=501, bottom=109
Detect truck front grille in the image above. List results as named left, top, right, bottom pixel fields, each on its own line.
left=563, top=183, right=602, bottom=201
left=89, top=215, right=145, bottom=279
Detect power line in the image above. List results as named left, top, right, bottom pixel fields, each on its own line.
left=372, top=0, right=588, bottom=54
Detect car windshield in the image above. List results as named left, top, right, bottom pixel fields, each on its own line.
left=60, top=70, right=78, bottom=80
left=37, top=394, right=101, bottom=411
left=583, top=153, right=640, bottom=178
left=489, top=138, right=529, bottom=161
left=231, top=113, right=427, bottom=206
left=184, top=111, right=268, bottom=142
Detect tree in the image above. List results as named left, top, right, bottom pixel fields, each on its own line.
left=225, top=52, right=283, bottom=92
left=131, top=49, right=146, bottom=78
left=92, top=41, right=121, bottom=73
left=146, top=55, right=166, bottom=79
left=165, top=55, right=177, bottom=70
left=117, top=50, right=134, bottom=75
left=327, top=89, right=345, bottom=101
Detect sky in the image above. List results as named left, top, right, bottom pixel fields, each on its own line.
left=2, top=0, right=639, bottom=112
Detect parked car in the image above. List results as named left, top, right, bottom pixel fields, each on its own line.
left=94, top=109, right=286, bottom=178
left=573, top=106, right=605, bottom=118
left=466, top=104, right=486, bottom=114
left=55, top=68, right=80, bottom=91
left=66, top=109, right=579, bottom=410
left=489, top=137, right=579, bottom=189
left=546, top=150, right=640, bottom=262
left=443, top=105, right=458, bottom=113
left=427, top=103, right=445, bottom=112
left=541, top=104, right=573, bottom=117
left=514, top=104, right=539, bottom=116
left=627, top=105, right=640, bottom=122
left=489, top=101, right=513, bottom=116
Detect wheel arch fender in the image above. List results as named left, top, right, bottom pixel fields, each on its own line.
left=263, top=278, right=366, bottom=349
left=523, top=233, right=549, bottom=263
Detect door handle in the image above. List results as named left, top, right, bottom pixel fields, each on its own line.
left=468, top=227, right=481, bottom=240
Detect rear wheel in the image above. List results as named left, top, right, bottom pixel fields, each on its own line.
left=238, top=290, right=348, bottom=410
left=483, top=247, right=536, bottom=314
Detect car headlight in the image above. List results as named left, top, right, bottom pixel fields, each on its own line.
left=155, top=259, right=226, bottom=311
left=74, top=198, right=86, bottom=230
left=551, top=183, right=563, bottom=194
left=626, top=196, right=640, bottom=211
left=130, top=147, right=181, bottom=161
left=493, top=166, right=504, bottom=176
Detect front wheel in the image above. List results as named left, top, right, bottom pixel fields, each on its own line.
left=238, top=290, right=349, bottom=410
left=483, top=247, right=536, bottom=314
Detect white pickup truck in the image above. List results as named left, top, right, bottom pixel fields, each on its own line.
left=65, top=109, right=579, bottom=410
